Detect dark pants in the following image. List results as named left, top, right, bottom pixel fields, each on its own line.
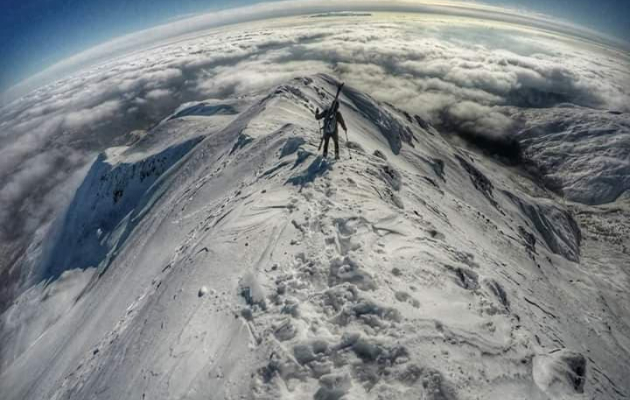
left=323, top=131, right=339, bottom=159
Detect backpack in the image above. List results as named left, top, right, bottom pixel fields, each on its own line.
left=323, top=101, right=339, bottom=138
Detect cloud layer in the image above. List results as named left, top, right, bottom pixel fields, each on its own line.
left=0, top=12, right=629, bottom=304
left=5, top=0, right=626, bottom=105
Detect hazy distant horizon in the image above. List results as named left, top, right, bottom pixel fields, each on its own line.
left=2, top=0, right=629, bottom=106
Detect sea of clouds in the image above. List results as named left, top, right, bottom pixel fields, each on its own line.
left=0, top=12, right=629, bottom=306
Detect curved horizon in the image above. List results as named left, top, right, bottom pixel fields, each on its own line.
left=2, top=0, right=629, bottom=106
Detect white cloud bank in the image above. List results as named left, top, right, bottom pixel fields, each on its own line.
left=3, top=0, right=627, bottom=105
left=0, top=9, right=629, bottom=307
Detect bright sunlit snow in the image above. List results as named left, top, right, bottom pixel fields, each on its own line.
left=1, top=8, right=629, bottom=400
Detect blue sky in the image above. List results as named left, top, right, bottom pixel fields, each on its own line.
left=1, top=0, right=253, bottom=91
left=1, top=0, right=629, bottom=93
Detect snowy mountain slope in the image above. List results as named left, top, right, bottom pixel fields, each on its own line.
left=509, top=106, right=630, bottom=205
left=0, top=75, right=628, bottom=400
left=0, top=105, right=242, bottom=374
left=40, top=97, right=253, bottom=282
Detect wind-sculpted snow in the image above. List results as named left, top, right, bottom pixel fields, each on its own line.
left=1, top=75, right=628, bottom=400
left=1, top=14, right=629, bottom=314
left=504, top=191, right=582, bottom=262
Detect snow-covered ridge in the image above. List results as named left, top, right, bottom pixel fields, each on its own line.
left=38, top=97, right=250, bottom=283
left=1, top=74, right=628, bottom=400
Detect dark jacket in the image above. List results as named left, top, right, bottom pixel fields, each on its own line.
left=316, top=108, right=347, bottom=136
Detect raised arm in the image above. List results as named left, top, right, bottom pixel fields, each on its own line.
left=315, top=108, right=326, bottom=120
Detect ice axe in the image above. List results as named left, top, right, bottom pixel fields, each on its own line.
left=345, top=128, right=352, bottom=160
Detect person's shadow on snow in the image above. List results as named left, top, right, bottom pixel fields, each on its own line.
left=286, top=156, right=331, bottom=188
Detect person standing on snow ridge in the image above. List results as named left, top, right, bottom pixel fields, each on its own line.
left=315, top=101, right=347, bottom=160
